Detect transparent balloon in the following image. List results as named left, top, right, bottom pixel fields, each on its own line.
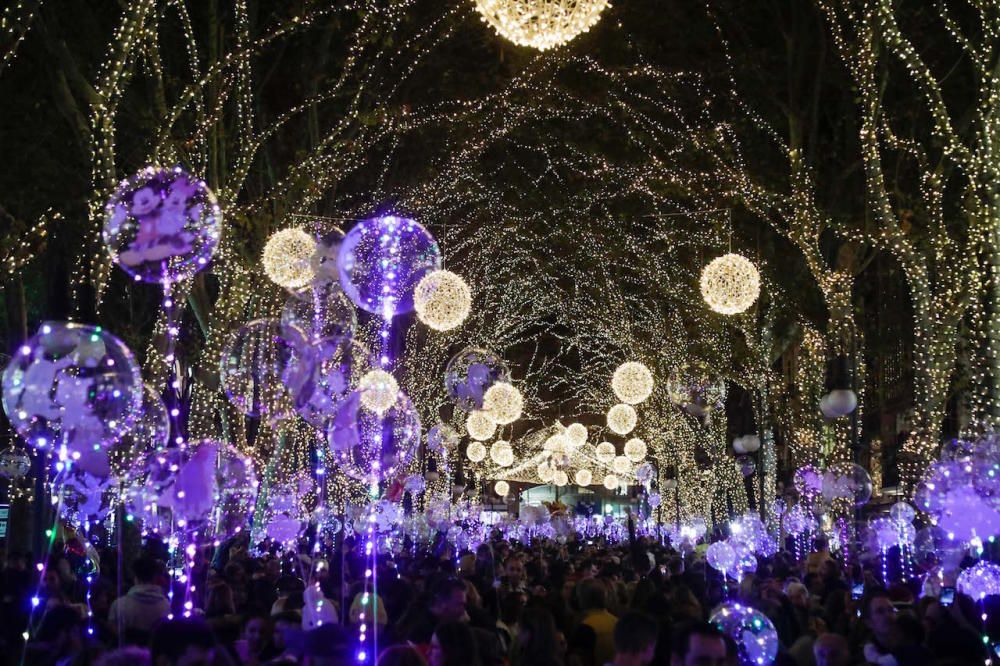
left=284, top=335, right=371, bottom=428
left=282, top=281, right=357, bottom=343
left=793, top=465, right=823, bottom=498
left=666, top=362, right=725, bottom=417
left=102, top=166, right=221, bottom=284
left=338, top=215, right=441, bottom=317
left=444, top=348, right=511, bottom=411
left=220, top=319, right=303, bottom=420
left=308, top=224, right=346, bottom=286
left=706, top=541, right=736, bottom=574
left=709, top=602, right=779, bottom=666
left=0, top=446, right=30, bottom=479
left=957, top=561, right=1000, bottom=600
left=427, top=423, right=460, bottom=454
left=327, top=388, right=421, bottom=482
left=58, top=470, right=116, bottom=529
left=107, top=384, right=169, bottom=482
left=821, top=462, right=873, bottom=506
left=889, top=501, right=916, bottom=525
left=2, top=322, right=142, bottom=455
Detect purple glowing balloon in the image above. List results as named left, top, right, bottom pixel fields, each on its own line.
left=706, top=541, right=736, bottom=574
left=103, top=166, right=221, bottom=284
left=337, top=215, right=441, bottom=317
left=957, top=561, right=1000, bottom=600
left=444, top=348, right=511, bottom=411
left=284, top=336, right=371, bottom=429
left=937, top=485, right=1000, bottom=543
left=220, top=319, right=304, bottom=420
left=793, top=464, right=823, bottom=498
left=2, top=322, right=142, bottom=455
left=326, top=387, right=421, bottom=482
left=821, top=462, right=873, bottom=506
left=709, top=602, right=779, bottom=666
left=282, top=281, right=357, bottom=343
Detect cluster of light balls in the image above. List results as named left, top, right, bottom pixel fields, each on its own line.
left=699, top=252, right=761, bottom=316
left=472, top=0, right=611, bottom=51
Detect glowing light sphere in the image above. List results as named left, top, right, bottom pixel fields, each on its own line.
left=706, top=541, right=736, bottom=573
left=603, top=473, right=620, bottom=490
left=666, top=362, right=726, bottom=416
left=445, top=347, right=511, bottom=411
left=612, top=361, right=654, bottom=404
left=466, top=441, right=487, bottom=463
left=495, top=480, right=510, bottom=497
left=102, top=166, right=221, bottom=284
left=612, top=455, right=632, bottom=476
left=0, top=446, right=30, bottom=479
left=2, top=322, right=142, bottom=454
left=220, top=319, right=301, bottom=420
left=709, top=602, right=778, bottom=666
left=596, top=442, right=616, bottom=464
left=466, top=411, right=497, bottom=441
left=262, top=228, right=316, bottom=290
left=565, top=423, right=588, bottom=448
left=482, top=382, right=523, bottom=425
left=281, top=281, right=357, bottom=343
left=473, top=0, right=610, bottom=51
left=553, top=470, right=569, bottom=487
left=358, top=369, right=399, bottom=415
left=623, top=438, right=647, bottom=462
left=490, top=440, right=514, bottom=467
left=544, top=433, right=570, bottom=454
left=700, top=253, right=761, bottom=316
left=338, top=215, right=441, bottom=318
left=538, top=462, right=555, bottom=483
left=957, top=561, right=1000, bottom=600
left=606, top=403, right=637, bottom=435
left=413, top=270, right=472, bottom=331
left=575, top=469, right=593, bottom=486
left=326, top=388, right=421, bottom=482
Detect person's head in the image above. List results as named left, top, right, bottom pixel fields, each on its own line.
left=862, top=590, right=896, bottom=639
left=814, top=536, right=829, bottom=552
left=378, top=645, right=429, bottom=666
left=133, top=557, right=163, bottom=586
left=429, top=577, right=468, bottom=623
left=812, top=632, right=849, bottom=666
left=430, top=621, right=480, bottom=666
left=670, top=622, right=728, bottom=666
left=150, top=618, right=215, bottom=666
left=613, top=611, right=658, bottom=665
left=505, top=557, right=526, bottom=586
left=41, top=568, right=62, bottom=595
left=302, top=623, right=352, bottom=666
left=204, top=582, right=235, bottom=617
left=785, top=582, right=809, bottom=609
left=35, top=605, right=83, bottom=656
left=517, top=607, right=559, bottom=655
left=271, top=610, right=303, bottom=651
left=94, top=646, right=153, bottom=666
left=243, top=616, right=272, bottom=654
left=577, top=578, right=608, bottom=611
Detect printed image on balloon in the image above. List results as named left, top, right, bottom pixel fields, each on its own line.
left=326, top=388, right=421, bottom=482
left=284, top=336, right=372, bottom=429
left=444, top=347, right=511, bottom=411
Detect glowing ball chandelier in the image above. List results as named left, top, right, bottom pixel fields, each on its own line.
left=565, top=422, right=588, bottom=448
left=603, top=473, right=620, bottom=490
left=413, top=269, right=472, bottom=331
left=495, top=480, right=510, bottom=497
left=466, top=410, right=497, bottom=441
left=612, top=361, right=654, bottom=404
left=575, top=469, right=593, bottom=486
left=595, top=442, right=616, bottom=464
left=482, top=382, right=523, bottom=425
left=466, top=441, right=487, bottom=462
left=358, top=369, right=399, bottom=414
left=262, top=228, right=316, bottom=290
left=606, top=403, right=637, bottom=435
left=490, top=440, right=515, bottom=467
left=612, top=455, right=632, bottom=475
left=623, top=437, right=647, bottom=462
left=472, top=0, right=610, bottom=51
left=553, top=470, right=569, bottom=487
left=700, top=252, right=761, bottom=315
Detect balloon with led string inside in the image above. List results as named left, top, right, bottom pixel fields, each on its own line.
left=102, top=165, right=222, bottom=284
left=444, top=347, right=511, bottom=411
left=96, top=383, right=170, bottom=482
left=220, top=319, right=304, bottom=421
left=706, top=541, right=736, bottom=575
left=821, top=462, right=873, bottom=506
left=793, top=464, right=823, bottom=499
left=58, top=468, right=117, bottom=532
left=326, top=386, right=421, bottom=482
left=2, top=322, right=143, bottom=457
left=709, top=601, right=779, bottom=666
left=282, top=281, right=357, bottom=344
left=283, top=335, right=371, bottom=429
left=338, top=215, right=441, bottom=317
left=0, top=445, right=30, bottom=480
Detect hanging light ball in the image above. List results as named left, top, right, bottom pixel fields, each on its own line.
left=612, top=455, right=633, bottom=475
left=482, top=382, right=523, bottom=425
left=623, top=438, right=647, bottom=463
left=544, top=433, right=570, bottom=454
left=596, top=442, right=616, bottom=464
left=537, top=461, right=555, bottom=483
left=606, top=403, right=637, bottom=435
left=466, top=441, right=487, bottom=463
left=565, top=423, right=588, bottom=448
left=575, top=469, right=593, bottom=486
left=603, top=473, right=620, bottom=490
left=700, top=252, right=761, bottom=315
left=495, top=480, right=510, bottom=497
left=262, top=228, right=317, bottom=290
left=490, top=440, right=515, bottom=467
left=413, top=270, right=472, bottom=331
left=553, top=470, right=569, bottom=487
left=466, top=411, right=497, bottom=441
left=358, top=369, right=399, bottom=415
left=612, top=362, right=654, bottom=405
left=472, top=0, right=610, bottom=51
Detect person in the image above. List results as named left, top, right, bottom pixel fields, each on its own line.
left=149, top=617, right=216, bottom=666
left=270, top=610, right=305, bottom=664
left=26, top=604, right=85, bottom=666
left=670, top=622, right=728, bottom=666
left=302, top=623, right=352, bottom=666
left=611, top=611, right=657, bottom=666
left=577, top=579, right=618, bottom=666
left=430, top=621, right=481, bottom=666
left=108, top=556, right=171, bottom=642
left=401, top=577, right=469, bottom=644
left=379, top=645, right=429, bottom=666
left=860, top=591, right=897, bottom=664
left=513, top=607, right=561, bottom=666
left=813, top=633, right=849, bottom=666
left=94, top=646, right=153, bottom=666
left=233, top=615, right=276, bottom=665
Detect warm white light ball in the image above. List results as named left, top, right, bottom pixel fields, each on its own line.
left=473, top=0, right=610, bottom=51
left=490, top=440, right=514, bottom=467
left=262, top=228, right=316, bottom=290
left=553, top=470, right=569, bottom=487
left=413, top=270, right=472, bottom=331
left=612, top=361, right=654, bottom=405
left=595, top=442, right=616, bottom=464
left=575, top=469, right=593, bottom=486
left=606, top=403, right=637, bottom=435
left=612, top=455, right=632, bottom=475
left=623, top=438, right=647, bottom=463
left=482, top=382, right=523, bottom=425
left=544, top=433, right=570, bottom=454
left=358, top=369, right=398, bottom=414
left=495, top=480, right=510, bottom=497
left=466, top=411, right=497, bottom=441
left=700, top=253, right=761, bottom=315
left=603, top=473, right=620, bottom=490
left=466, top=441, right=487, bottom=463
left=565, top=423, right=588, bottom=448
left=537, top=462, right=555, bottom=483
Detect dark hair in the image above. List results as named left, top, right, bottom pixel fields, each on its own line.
left=132, top=557, right=162, bottom=584
left=515, top=608, right=561, bottom=666
left=378, top=645, right=429, bottom=666
left=150, top=619, right=215, bottom=665
left=304, top=623, right=351, bottom=658
left=577, top=579, right=607, bottom=611
left=671, top=622, right=726, bottom=660
left=36, top=605, right=82, bottom=643
left=860, top=588, right=891, bottom=622
left=614, top=611, right=658, bottom=655
left=433, top=621, right=481, bottom=666
left=272, top=610, right=302, bottom=625
left=431, top=577, right=467, bottom=605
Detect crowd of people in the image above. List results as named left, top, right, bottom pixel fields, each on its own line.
left=0, top=522, right=993, bottom=666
